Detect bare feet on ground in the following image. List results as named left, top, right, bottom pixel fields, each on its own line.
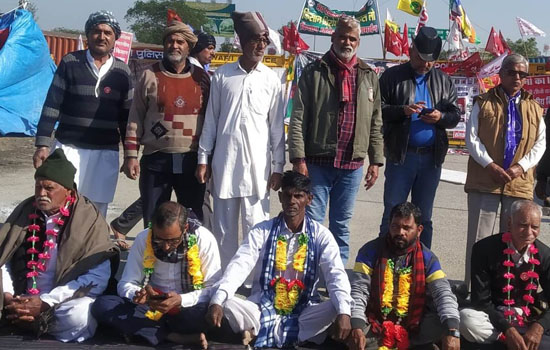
left=166, top=332, right=208, bottom=349
left=242, top=329, right=255, bottom=346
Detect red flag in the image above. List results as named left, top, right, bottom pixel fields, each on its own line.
left=167, top=9, right=182, bottom=24
left=385, top=22, right=402, bottom=57
left=283, top=22, right=309, bottom=54
left=401, top=23, right=410, bottom=57
left=485, top=27, right=505, bottom=56
left=499, top=31, right=510, bottom=53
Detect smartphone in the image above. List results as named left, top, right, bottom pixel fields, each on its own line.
left=419, top=108, right=434, bottom=116
left=149, top=293, right=168, bottom=300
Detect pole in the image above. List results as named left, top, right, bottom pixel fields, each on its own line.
left=313, top=35, right=317, bottom=51
left=374, top=0, right=386, bottom=59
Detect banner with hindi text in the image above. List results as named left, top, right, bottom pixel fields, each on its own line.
left=298, top=0, right=380, bottom=36
left=186, top=2, right=235, bottom=37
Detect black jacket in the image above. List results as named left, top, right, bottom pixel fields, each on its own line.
left=471, top=234, right=550, bottom=332
left=379, top=62, right=460, bottom=166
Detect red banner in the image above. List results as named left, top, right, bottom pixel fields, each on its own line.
left=523, top=75, right=550, bottom=111
left=114, top=31, right=133, bottom=64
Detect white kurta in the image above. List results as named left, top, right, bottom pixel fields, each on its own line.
left=118, top=226, right=222, bottom=308
left=2, top=211, right=112, bottom=342
left=198, top=60, right=285, bottom=199
left=210, top=217, right=353, bottom=342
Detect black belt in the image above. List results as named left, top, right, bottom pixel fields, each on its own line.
left=407, top=145, right=433, bottom=154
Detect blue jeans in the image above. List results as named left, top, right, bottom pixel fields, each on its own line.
left=306, top=163, right=363, bottom=265
left=379, top=152, right=442, bottom=248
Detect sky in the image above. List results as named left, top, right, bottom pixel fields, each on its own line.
left=3, top=0, right=549, bottom=58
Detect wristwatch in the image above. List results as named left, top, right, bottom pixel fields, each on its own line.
left=447, top=328, right=460, bottom=338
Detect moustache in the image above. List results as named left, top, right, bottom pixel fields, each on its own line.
left=36, top=196, right=51, bottom=203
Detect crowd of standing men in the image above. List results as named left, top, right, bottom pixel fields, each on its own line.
left=1, top=7, right=550, bottom=350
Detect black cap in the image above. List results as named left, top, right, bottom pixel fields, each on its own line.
left=413, top=27, right=442, bottom=62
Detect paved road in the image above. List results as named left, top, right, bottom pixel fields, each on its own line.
left=1, top=139, right=549, bottom=282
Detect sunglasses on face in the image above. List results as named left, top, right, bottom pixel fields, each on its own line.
left=506, top=69, right=529, bottom=79
left=249, top=37, right=271, bottom=46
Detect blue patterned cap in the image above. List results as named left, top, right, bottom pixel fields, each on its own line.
left=85, top=10, right=121, bottom=40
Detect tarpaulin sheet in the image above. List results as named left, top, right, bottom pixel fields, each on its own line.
left=0, top=9, right=56, bottom=136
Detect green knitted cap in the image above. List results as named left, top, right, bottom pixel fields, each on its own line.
left=34, top=149, right=76, bottom=190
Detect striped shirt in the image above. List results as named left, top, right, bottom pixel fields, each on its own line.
left=36, top=50, right=133, bottom=150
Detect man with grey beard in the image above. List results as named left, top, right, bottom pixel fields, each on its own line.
left=288, top=15, right=384, bottom=265
left=123, top=20, right=210, bottom=226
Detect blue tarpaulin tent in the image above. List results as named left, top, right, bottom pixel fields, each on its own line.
left=0, top=9, right=56, bottom=136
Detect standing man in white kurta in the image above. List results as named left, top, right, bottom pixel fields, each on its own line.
left=196, top=11, right=285, bottom=267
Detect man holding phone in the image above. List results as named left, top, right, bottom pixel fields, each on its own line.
left=92, top=202, right=222, bottom=348
left=378, top=27, right=460, bottom=248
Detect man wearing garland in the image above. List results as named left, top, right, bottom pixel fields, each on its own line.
left=206, top=171, right=353, bottom=348
left=0, top=149, right=118, bottom=342
left=347, top=202, right=460, bottom=350
left=460, top=200, right=550, bottom=349
left=92, top=201, right=221, bottom=348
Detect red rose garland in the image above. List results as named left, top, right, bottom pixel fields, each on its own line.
left=501, top=232, right=540, bottom=327
left=26, top=196, right=75, bottom=295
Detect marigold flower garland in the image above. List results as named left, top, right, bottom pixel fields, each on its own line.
left=501, top=232, right=540, bottom=328
left=26, top=196, right=74, bottom=295
left=270, top=233, right=308, bottom=315
left=142, top=229, right=204, bottom=321
left=379, top=259, right=412, bottom=350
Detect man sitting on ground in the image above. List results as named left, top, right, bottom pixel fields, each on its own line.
left=347, top=202, right=460, bottom=350
left=0, top=149, right=118, bottom=342
left=92, top=201, right=221, bottom=349
left=206, top=170, right=353, bottom=348
left=460, top=200, right=550, bottom=350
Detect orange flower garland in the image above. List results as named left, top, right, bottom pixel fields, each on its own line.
left=271, top=233, right=308, bottom=315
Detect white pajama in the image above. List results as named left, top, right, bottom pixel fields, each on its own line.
left=459, top=308, right=500, bottom=344
left=49, top=296, right=98, bottom=343
left=222, top=298, right=338, bottom=345
left=54, top=141, right=119, bottom=217
left=212, top=194, right=270, bottom=267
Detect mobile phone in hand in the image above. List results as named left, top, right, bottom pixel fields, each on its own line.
left=419, top=108, right=434, bottom=116
left=149, top=293, right=168, bottom=300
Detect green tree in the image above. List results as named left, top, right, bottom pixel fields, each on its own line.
left=505, top=37, right=540, bottom=58
left=51, top=27, right=85, bottom=35
left=125, top=0, right=209, bottom=44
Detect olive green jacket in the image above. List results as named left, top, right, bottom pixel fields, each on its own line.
left=288, top=52, right=384, bottom=165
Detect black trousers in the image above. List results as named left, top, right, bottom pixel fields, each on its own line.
left=139, top=152, right=205, bottom=226
left=92, top=295, right=209, bottom=346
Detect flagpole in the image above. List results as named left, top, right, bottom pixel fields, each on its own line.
left=374, top=0, right=386, bottom=59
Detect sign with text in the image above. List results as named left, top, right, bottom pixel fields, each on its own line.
left=298, top=0, right=380, bottom=36
left=113, top=31, right=133, bottom=64
left=524, top=75, right=550, bottom=111
left=408, top=27, right=448, bottom=40
left=187, top=2, right=236, bottom=38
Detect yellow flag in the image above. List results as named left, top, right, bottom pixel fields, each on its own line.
left=397, top=0, right=424, bottom=17
left=385, top=19, right=400, bottom=33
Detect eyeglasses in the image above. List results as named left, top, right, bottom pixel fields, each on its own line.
left=506, top=69, right=529, bottom=79
left=152, top=234, right=183, bottom=248
left=249, top=37, right=270, bottom=46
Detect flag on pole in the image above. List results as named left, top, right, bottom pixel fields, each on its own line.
left=485, top=27, right=506, bottom=56
left=415, top=1, right=428, bottom=35
left=402, top=23, right=410, bottom=57
left=282, top=22, right=309, bottom=54
left=77, top=34, right=84, bottom=50
left=384, top=22, right=402, bottom=57
left=516, top=17, right=546, bottom=37
left=447, top=19, right=462, bottom=51
left=396, top=0, right=424, bottom=17
left=499, top=31, right=510, bottom=53
left=450, top=0, right=477, bottom=43
left=385, top=9, right=400, bottom=33
left=167, top=9, right=182, bottom=24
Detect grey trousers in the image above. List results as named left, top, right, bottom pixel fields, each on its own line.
left=465, top=192, right=521, bottom=284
